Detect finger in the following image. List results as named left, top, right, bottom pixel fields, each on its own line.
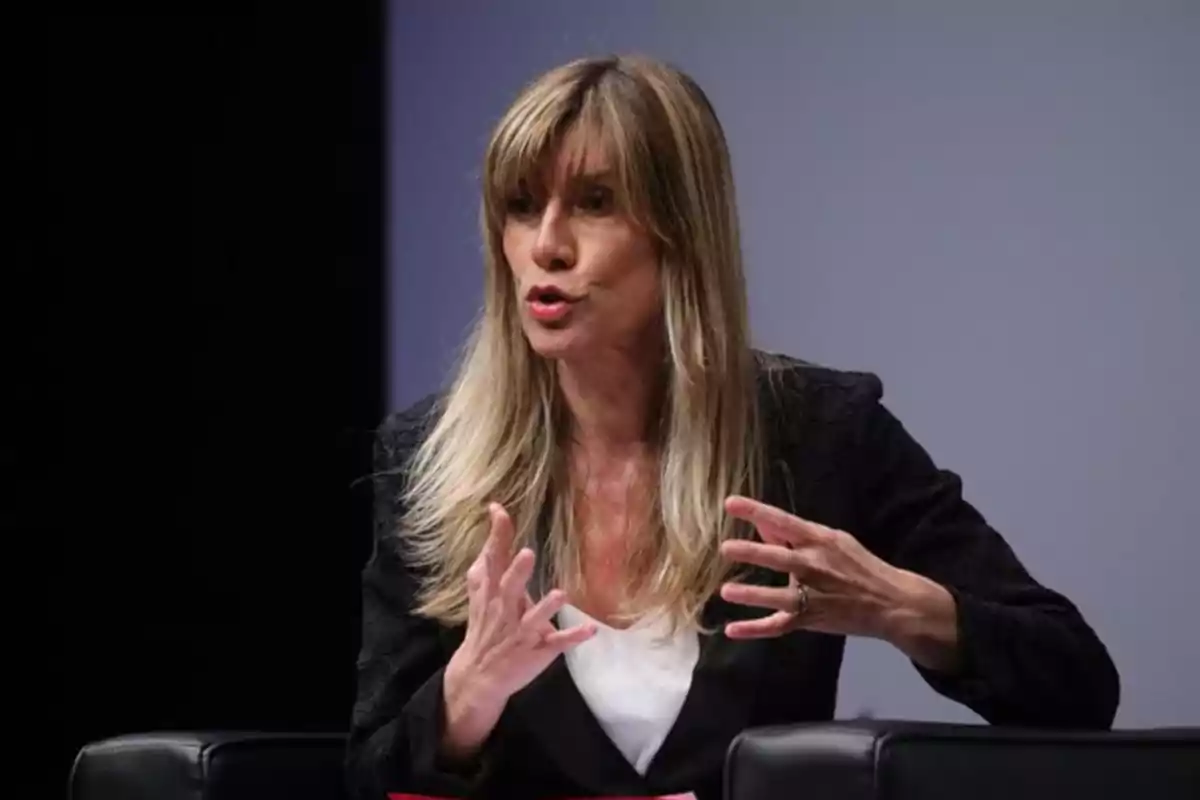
left=545, top=623, right=597, bottom=651
left=467, top=522, right=491, bottom=590
left=720, top=538, right=800, bottom=575
left=469, top=514, right=505, bottom=633
left=524, top=590, right=557, bottom=634
left=724, top=611, right=796, bottom=639
left=720, top=581, right=801, bottom=613
left=485, top=502, right=516, bottom=585
left=477, top=592, right=504, bottom=643
left=498, top=547, right=536, bottom=605
left=482, top=549, right=532, bottom=645
left=523, top=585, right=559, bottom=633
left=724, top=495, right=824, bottom=546
left=520, top=590, right=594, bottom=649
left=466, top=562, right=487, bottom=631
left=521, top=588, right=568, bottom=632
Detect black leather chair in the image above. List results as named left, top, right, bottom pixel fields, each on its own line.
left=70, top=720, right=1199, bottom=799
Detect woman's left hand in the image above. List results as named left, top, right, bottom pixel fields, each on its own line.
left=718, top=495, right=962, bottom=671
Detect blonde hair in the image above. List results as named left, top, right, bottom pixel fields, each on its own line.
left=398, top=54, right=763, bottom=632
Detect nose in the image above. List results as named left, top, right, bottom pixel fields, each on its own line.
left=531, top=200, right=576, bottom=272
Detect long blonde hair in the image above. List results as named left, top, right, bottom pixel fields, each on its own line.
left=398, top=54, right=763, bottom=631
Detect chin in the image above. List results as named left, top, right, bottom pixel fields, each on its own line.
left=524, top=325, right=589, bottom=361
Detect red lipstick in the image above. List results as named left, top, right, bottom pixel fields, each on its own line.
left=525, top=285, right=579, bottom=323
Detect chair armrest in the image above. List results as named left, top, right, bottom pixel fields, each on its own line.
left=724, top=719, right=1200, bottom=800
left=69, top=730, right=348, bottom=800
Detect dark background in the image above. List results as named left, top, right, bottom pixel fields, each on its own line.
left=37, top=6, right=385, bottom=795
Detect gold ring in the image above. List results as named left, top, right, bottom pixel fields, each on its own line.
left=795, top=583, right=810, bottom=615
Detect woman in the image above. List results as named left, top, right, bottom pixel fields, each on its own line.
left=347, top=54, right=1119, bottom=800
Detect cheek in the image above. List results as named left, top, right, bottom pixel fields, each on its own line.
left=625, top=237, right=661, bottom=297
left=595, top=229, right=658, bottom=285
left=501, top=229, right=525, bottom=275
left=504, top=220, right=545, bottom=271
left=631, top=269, right=664, bottom=326
left=604, top=240, right=662, bottom=325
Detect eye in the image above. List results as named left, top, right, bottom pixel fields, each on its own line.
left=505, top=191, right=536, bottom=217
left=504, top=182, right=540, bottom=218
left=577, top=184, right=615, bottom=215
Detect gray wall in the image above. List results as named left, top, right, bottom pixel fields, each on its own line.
left=387, top=1, right=1199, bottom=727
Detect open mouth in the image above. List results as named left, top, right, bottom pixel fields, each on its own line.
left=526, top=285, right=577, bottom=322
left=527, top=285, right=575, bottom=304
left=537, top=290, right=566, bottom=304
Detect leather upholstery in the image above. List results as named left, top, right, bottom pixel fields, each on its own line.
left=725, top=720, right=1200, bottom=800
left=68, top=731, right=348, bottom=800
left=68, top=721, right=1200, bottom=800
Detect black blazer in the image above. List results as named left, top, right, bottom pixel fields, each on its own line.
left=345, top=353, right=1119, bottom=800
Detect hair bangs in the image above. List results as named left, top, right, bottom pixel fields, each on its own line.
left=482, top=68, right=661, bottom=241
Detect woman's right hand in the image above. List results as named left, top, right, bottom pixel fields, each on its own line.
left=440, top=502, right=595, bottom=763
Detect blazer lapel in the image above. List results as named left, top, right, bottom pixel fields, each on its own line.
left=646, top=444, right=799, bottom=791
left=641, top=565, right=783, bottom=791
left=506, top=583, right=781, bottom=797
left=506, top=651, right=648, bottom=795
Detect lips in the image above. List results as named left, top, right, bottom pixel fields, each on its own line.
left=526, top=284, right=579, bottom=304
left=525, top=284, right=579, bottom=323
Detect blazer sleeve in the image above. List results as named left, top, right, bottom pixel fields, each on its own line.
left=345, top=404, right=491, bottom=800
left=850, top=376, right=1120, bottom=729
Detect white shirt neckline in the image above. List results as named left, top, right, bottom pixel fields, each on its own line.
left=557, top=603, right=701, bottom=776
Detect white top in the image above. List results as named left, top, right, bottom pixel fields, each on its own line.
left=557, top=604, right=700, bottom=775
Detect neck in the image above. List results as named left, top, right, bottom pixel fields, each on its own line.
left=556, top=342, right=663, bottom=460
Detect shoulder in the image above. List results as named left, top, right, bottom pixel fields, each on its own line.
left=753, top=349, right=885, bottom=430
left=373, top=392, right=444, bottom=473
left=752, top=351, right=923, bottom=531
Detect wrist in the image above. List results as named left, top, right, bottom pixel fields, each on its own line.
left=440, top=654, right=505, bottom=763
left=881, top=569, right=962, bottom=674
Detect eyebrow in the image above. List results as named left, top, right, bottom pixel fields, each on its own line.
left=515, top=168, right=615, bottom=194
left=567, top=169, right=616, bottom=185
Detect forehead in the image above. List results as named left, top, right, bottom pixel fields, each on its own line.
left=534, top=125, right=615, bottom=187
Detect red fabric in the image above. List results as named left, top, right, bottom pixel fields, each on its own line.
left=388, top=794, right=696, bottom=800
